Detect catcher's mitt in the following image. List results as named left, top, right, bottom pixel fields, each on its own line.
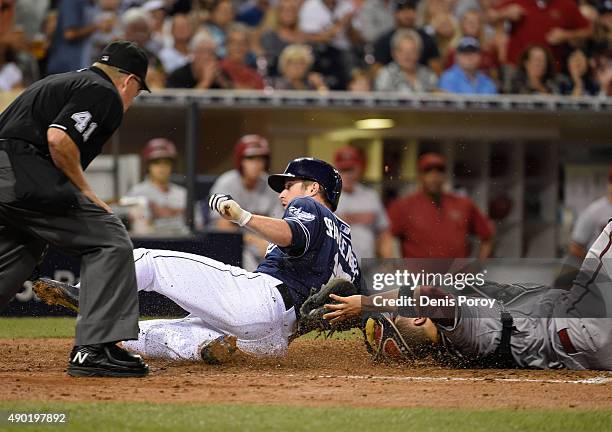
left=294, top=278, right=361, bottom=339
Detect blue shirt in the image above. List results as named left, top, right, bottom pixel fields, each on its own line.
left=47, top=0, right=96, bottom=74
left=256, top=197, right=362, bottom=309
left=439, top=65, right=497, bottom=95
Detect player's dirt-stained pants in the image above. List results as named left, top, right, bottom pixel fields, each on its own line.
left=121, top=249, right=297, bottom=360
left=551, top=220, right=612, bottom=370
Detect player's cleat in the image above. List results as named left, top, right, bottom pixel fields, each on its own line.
left=200, top=335, right=238, bottom=364
left=33, top=278, right=80, bottom=313
left=67, top=343, right=149, bottom=378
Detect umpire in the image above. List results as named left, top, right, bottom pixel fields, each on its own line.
left=0, top=41, right=150, bottom=377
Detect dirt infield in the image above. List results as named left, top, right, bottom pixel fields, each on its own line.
left=2, top=338, right=612, bottom=410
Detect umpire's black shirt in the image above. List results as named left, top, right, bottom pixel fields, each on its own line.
left=0, top=66, right=123, bottom=169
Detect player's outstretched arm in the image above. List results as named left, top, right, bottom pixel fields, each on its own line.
left=246, top=214, right=292, bottom=247
left=209, top=193, right=292, bottom=246
left=323, top=289, right=402, bottom=323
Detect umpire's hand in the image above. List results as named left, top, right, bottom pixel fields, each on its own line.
left=84, top=189, right=113, bottom=213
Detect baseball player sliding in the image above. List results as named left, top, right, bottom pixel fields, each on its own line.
left=325, top=220, right=612, bottom=370
left=35, top=157, right=362, bottom=363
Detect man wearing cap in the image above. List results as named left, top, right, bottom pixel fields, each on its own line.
left=209, top=135, right=283, bottom=270
left=388, top=153, right=494, bottom=259
left=373, top=0, right=441, bottom=74
left=334, top=146, right=394, bottom=260
left=439, top=36, right=498, bottom=94
left=124, top=138, right=190, bottom=236
left=0, top=41, right=150, bottom=377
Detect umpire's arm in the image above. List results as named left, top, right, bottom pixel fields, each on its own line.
left=47, top=128, right=112, bottom=213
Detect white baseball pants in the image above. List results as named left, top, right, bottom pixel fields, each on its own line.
left=120, top=248, right=297, bottom=360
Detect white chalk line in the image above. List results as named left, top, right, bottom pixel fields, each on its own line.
left=214, top=373, right=612, bottom=385
left=314, top=374, right=612, bottom=385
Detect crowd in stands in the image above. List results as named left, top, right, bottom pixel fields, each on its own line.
left=0, top=0, right=611, bottom=96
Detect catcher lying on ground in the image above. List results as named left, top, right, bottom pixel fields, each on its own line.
left=323, top=220, right=612, bottom=371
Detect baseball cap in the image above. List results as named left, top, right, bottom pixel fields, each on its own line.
left=142, top=138, right=177, bottom=162
left=418, top=153, right=446, bottom=172
left=334, top=146, right=365, bottom=170
left=394, top=0, right=419, bottom=11
left=97, top=40, right=151, bottom=92
left=457, top=36, right=481, bottom=53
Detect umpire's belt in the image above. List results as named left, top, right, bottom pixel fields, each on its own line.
left=275, top=283, right=295, bottom=311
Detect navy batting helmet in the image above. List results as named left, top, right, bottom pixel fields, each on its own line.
left=268, top=157, right=342, bottom=211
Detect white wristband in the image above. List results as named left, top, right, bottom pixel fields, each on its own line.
left=236, top=210, right=252, bottom=227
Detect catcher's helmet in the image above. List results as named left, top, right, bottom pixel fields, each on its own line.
left=268, top=157, right=342, bottom=211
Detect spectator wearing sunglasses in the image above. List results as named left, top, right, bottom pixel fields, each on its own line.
left=387, top=153, right=495, bottom=259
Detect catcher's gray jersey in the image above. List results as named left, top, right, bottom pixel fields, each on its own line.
left=439, top=220, right=612, bottom=370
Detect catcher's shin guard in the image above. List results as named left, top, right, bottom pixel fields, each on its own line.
left=33, top=278, right=80, bottom=312
left=363, top=313, right=414, bottom=361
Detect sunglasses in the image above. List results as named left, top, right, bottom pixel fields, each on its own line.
left=118, top=69, right=145, bottom=91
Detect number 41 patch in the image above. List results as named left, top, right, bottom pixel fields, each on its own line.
left=71, top=111, right=97, bottom=142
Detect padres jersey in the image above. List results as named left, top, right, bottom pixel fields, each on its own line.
left=256, top=196, right=362, bottom=308
left=0, top=66, right=123, bottom=169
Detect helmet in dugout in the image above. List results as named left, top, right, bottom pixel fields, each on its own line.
left=233, top=134, right=271, bottom=171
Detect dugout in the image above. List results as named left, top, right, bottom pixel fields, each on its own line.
left=111, top=90, right=612, bottom=259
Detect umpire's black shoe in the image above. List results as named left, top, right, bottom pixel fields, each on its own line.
left=68, top=343, right=149, bottom=378
left=33, top=278, right=80, bottom=313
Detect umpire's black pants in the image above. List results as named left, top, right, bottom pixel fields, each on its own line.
left=0, top=150, right=139, bottom=346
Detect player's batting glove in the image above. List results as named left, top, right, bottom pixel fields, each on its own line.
left=208, top=193, right=252, bottom=227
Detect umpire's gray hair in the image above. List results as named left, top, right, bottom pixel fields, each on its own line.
left=391, top=29, right=423, bottom=55
left=189, top=30, right=216, bottom=52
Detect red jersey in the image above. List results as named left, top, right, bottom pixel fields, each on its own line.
left=388, top=190, right=494, bottom=258
left=220, top=59, right=265, bottom=90
left=495, top=0, right=589, bottom=69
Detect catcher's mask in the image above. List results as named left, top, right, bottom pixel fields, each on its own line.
left=364, top=313, right=438, bottom=362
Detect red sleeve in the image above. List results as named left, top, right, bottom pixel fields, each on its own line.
left=445, top=49, right=456, bottom=69
left=387, top=199, right=405, bottom=237
left=494, top=0, right=518, bottom=10
left=564, top=1, right=589, bottom=30
left=252, top=72, right=265, bottom=90
left=469, top=200, right=495, bottom=241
